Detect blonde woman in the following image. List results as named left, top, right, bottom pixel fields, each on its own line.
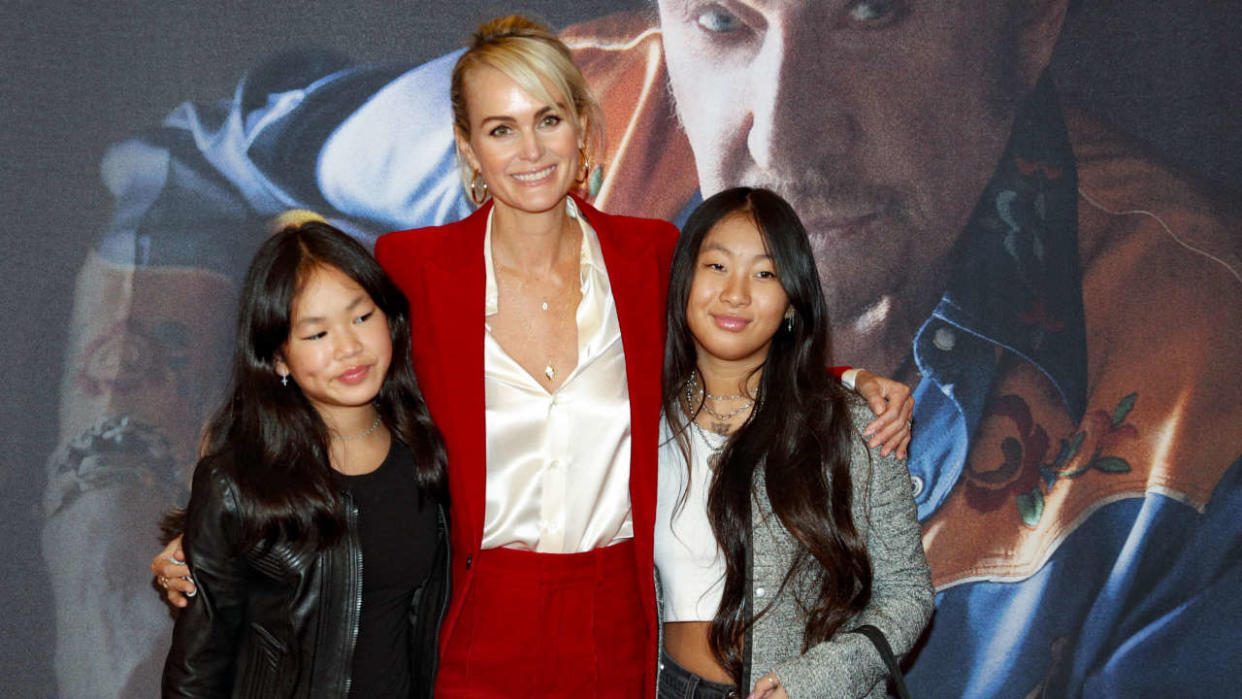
left=153, top=17, right=914, bottom=697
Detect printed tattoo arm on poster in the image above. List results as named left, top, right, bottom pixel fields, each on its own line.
left=42, top=250, right=236, bottom=698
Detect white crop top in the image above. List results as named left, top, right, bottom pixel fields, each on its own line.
left=654, top=415, right=727, bottom=622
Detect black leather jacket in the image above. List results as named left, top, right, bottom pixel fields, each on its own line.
left=162, top=451, right=451, bottom=698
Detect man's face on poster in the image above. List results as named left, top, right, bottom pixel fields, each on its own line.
left=658, top=0, right=1047, bottom=325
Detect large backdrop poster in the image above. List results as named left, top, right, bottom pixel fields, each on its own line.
left=3, top=1, right=1240, bottom=696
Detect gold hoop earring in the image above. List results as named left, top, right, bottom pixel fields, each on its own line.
left=470, top=169, right=489, bottom=206
left=576, top=146, right=590, bottom=184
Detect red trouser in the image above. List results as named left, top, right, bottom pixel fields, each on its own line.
left=436, top=540, right=648, bottom=697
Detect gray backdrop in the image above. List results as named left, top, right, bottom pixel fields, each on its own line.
left=2, top=1, right=1238, bottom=696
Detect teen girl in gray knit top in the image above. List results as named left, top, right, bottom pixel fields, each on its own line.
left=656, top=188, right=933, bottom=698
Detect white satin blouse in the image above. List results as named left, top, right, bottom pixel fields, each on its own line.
left=480, top=198, right=634, bottom=553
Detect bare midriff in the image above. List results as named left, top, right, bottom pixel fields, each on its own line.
left=663, top=621, right=735, bottom=685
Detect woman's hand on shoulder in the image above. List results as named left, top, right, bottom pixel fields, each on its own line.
left=150, top=535, right=196, bottom=608
left=747, top=672, right=789, bottom=699
left=854, top=370, right=914, bottom=460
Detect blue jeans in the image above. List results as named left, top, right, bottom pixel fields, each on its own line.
left=657, top=649, right=738, bottom=699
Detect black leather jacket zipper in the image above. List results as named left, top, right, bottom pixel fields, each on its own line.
left=427, top=506, right=452, bottom=686
left=342, top=493, right=363, bottom=697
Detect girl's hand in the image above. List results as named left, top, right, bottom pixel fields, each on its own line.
left=747, top=672, right=789, bottom=699
left=150, top=535, right=196, bottom=607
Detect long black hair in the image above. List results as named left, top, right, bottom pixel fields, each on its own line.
left=661, top=188, right=873, bottom=686
left=202, top=220, right=447, bottom=551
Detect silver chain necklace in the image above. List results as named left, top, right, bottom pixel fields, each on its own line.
left=332, top=412, right=382, bottom=441
left=690, top=417, right=729, bottom=471
left=689, top=414, right=729, bottom=449
left=687, top=371, right=754, bottom=421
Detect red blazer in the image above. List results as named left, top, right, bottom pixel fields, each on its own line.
left=375, top=197, right=679, bottom=692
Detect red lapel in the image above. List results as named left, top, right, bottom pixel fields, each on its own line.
left=419, top=204, right=490, bottom=555
left=577, top=197, right=667, bottom=632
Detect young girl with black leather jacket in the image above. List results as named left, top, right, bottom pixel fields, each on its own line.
left=161, top=220, right=450, bottom=698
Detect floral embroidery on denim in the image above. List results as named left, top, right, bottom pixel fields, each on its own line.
left=965, top=393, right=1139, bottom=525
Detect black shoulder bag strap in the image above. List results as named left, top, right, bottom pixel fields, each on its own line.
left=848, top=625, right=912, bottom=699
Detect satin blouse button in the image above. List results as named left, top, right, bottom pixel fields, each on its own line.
left=755, top=587, right=766, bottom=598
left=910, top=475, right=925, bottom=498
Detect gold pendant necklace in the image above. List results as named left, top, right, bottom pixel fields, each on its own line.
left=494, top=228, right=580, bottom=385
left=495, top=266, right=576, bottom=384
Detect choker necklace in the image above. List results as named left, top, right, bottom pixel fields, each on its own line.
left=333, top=413, right=382, bottom=441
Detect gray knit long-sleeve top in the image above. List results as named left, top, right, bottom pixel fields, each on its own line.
left=751, top=395, right=934, bottom=698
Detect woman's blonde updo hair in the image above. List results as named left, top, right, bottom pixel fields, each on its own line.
left=450, top=16, right=605, bottom=194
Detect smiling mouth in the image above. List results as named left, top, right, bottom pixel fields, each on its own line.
left=713, top=315, right=751, bottom=332
left=512, top=165, right=556, bottom=182
left=337, top=365, right=371, bottom=385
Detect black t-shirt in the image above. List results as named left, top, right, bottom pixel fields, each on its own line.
left=335, top=439, right=437, bottom=699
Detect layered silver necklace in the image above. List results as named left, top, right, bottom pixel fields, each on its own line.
left=688, top=412, right=729, bottom=469
left=686, top=370, right=754, bottom=435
